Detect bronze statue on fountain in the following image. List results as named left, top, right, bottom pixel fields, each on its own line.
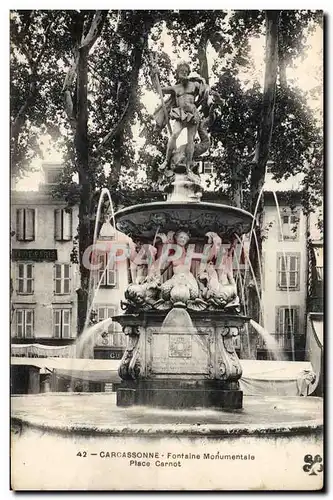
left=152, top=61, right=219, bottom=190
left=113, top=60, right=254, bottom=410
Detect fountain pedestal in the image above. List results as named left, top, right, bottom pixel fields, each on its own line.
left=115, top=311, right=247, bottom=409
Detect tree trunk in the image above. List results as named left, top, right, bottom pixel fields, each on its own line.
left=75, top=43, right=93, bottom=336
left=247, top=10, right=280, bottom=359
left=198, top=31, right=209, bottom=84
left=279, top=57, right=287, bottom=89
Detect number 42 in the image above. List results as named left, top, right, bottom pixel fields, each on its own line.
left=77, top=451, right=87, bottom=457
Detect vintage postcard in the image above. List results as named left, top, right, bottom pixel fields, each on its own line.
left=10, top=9, right=324, bottom=491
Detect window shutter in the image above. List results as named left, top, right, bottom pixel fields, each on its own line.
left=98, top=254, right=107, bottom=285
left=16, top=310, right=23, bottom=338
left=26, top=264, right=33, bottom=293
left=98, top=307, right=105, bottom=321
left=26, top=264, right=33, bottom=279
left=62, top=310, right=71, bottom=338
left=279, top=256, right=287, bottom=287
left=289, top=256, right=298, bottom=288
left=276, top=308, right=284, bottom=334
left=54, top=310, right=61, bottom=337
left=63, top=264, right=70, bottom=293
left=63, top=210, right=72, bottom=240
left=54, top=264, right=61, bottom=293
left=16, top=209, right=24, bottom=240
left=54, top=209, right=62, bottom=240
left=25, top=209, right=35, bottom=240
left=18, top=264, right=24, bottom=293
left=107, top=307, right=116, bottom=332
left=294, top=308, right=299, bottom=334
left=25, top=310, right=34, bottom=337
left=108, top=268, right=116, bottom=286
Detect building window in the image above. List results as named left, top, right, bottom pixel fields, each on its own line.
left=97, top=306, right=125, bottom=347
left=276, top=307, right=298, bottom=336
left=53, top=309, right=71, bottom=338
left=55, top=209, right=72, bottom=241
left=45, top=167, right=62, bottom=185
left=16, top=208, right=35, bottom=241
left=16, top=309, right=34, bottom=338
left=279, top=210, right=299, bottom=240
left=202, top=161, right=215, bottom=175
left=17, top=263, right=34, bottom=294
left=277, top=253, right=300, bottom=290
left=98, top=306, right=116, bottom=333
left=54, top=264, right=71, bottom=294
left=97, top=253, right=117, bottom=287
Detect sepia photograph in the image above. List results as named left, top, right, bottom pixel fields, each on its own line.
left=9, top=8, right=324, bottom=491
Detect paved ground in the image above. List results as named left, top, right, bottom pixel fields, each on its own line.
left=11, top=393, right=323, bottom=435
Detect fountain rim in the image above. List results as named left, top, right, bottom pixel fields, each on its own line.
left=11, top=395, right=323, bottom=438
left=114, top=201, right=255, bottom=224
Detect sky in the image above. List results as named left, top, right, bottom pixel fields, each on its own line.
left=13, top=18, right=323, bottom=192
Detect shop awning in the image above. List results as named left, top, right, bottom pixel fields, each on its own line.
left=11, top=343, right=76, bottom=358
left=239, top=360, right=315, bottom=397
left=11, top=357, right=121, bottom=383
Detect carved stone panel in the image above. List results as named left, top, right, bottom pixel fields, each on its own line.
left=151, top=332, right=209, bottom=375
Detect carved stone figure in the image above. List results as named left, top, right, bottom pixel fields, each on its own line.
left=153, top=61, right=213, bottom=175
left=118, top=326, right=141, bottom=380
left=154, top=230, right=205, bottom=310
left=124, top=243, right=161, bottom=311
left=198, top=261, right=239, bottom=309
left=197, top=232, right=240, bottom=310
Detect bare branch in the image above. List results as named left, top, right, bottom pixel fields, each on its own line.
left=63, top=54, right=79, bottom=131
left=94, top=32, right=148, bottom=156
left=95, top=101, right=131, bottom=152
left=81, top=10, right=108, bottom=52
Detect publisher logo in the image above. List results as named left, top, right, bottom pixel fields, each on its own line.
left=303, top=454, right=323, bottom=476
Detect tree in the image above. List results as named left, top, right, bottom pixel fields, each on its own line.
left=59, top=10, right=163, bottom=334
left=10, top=10, right=73, bottom=179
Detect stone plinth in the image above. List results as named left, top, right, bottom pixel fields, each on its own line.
left=114, top=311, right=248, bottom=409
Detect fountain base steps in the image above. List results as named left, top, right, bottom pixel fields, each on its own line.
left=117, top=380, right=243, bottom=409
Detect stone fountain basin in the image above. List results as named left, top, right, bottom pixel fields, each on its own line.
left=11, top=393, right=323, bottom=490
left=115, top=201, right=254, bottom=240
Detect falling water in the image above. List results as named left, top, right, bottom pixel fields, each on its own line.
left=241, top=186, right=266, bottom=328
left=249, top=319, right=286, bottom=361
left=75, top=318, right=113, bottom=359
left=251, top=229, right=265, bottom=325
left=243, top=185, right=265, bottom=287
left=272, top=191, right=295, bottom=361
left=160, top=307, right=212, bottom=355
left=84, top=188, right=116, bottom=333
left=233, top=246, right=251, bottom=353
left=161, top=307, right=196, bottom=335
left=234, top=234, right=264, bottom=316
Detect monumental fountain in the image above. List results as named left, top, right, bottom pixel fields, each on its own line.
left=11, top=62, right=323, bottom=490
